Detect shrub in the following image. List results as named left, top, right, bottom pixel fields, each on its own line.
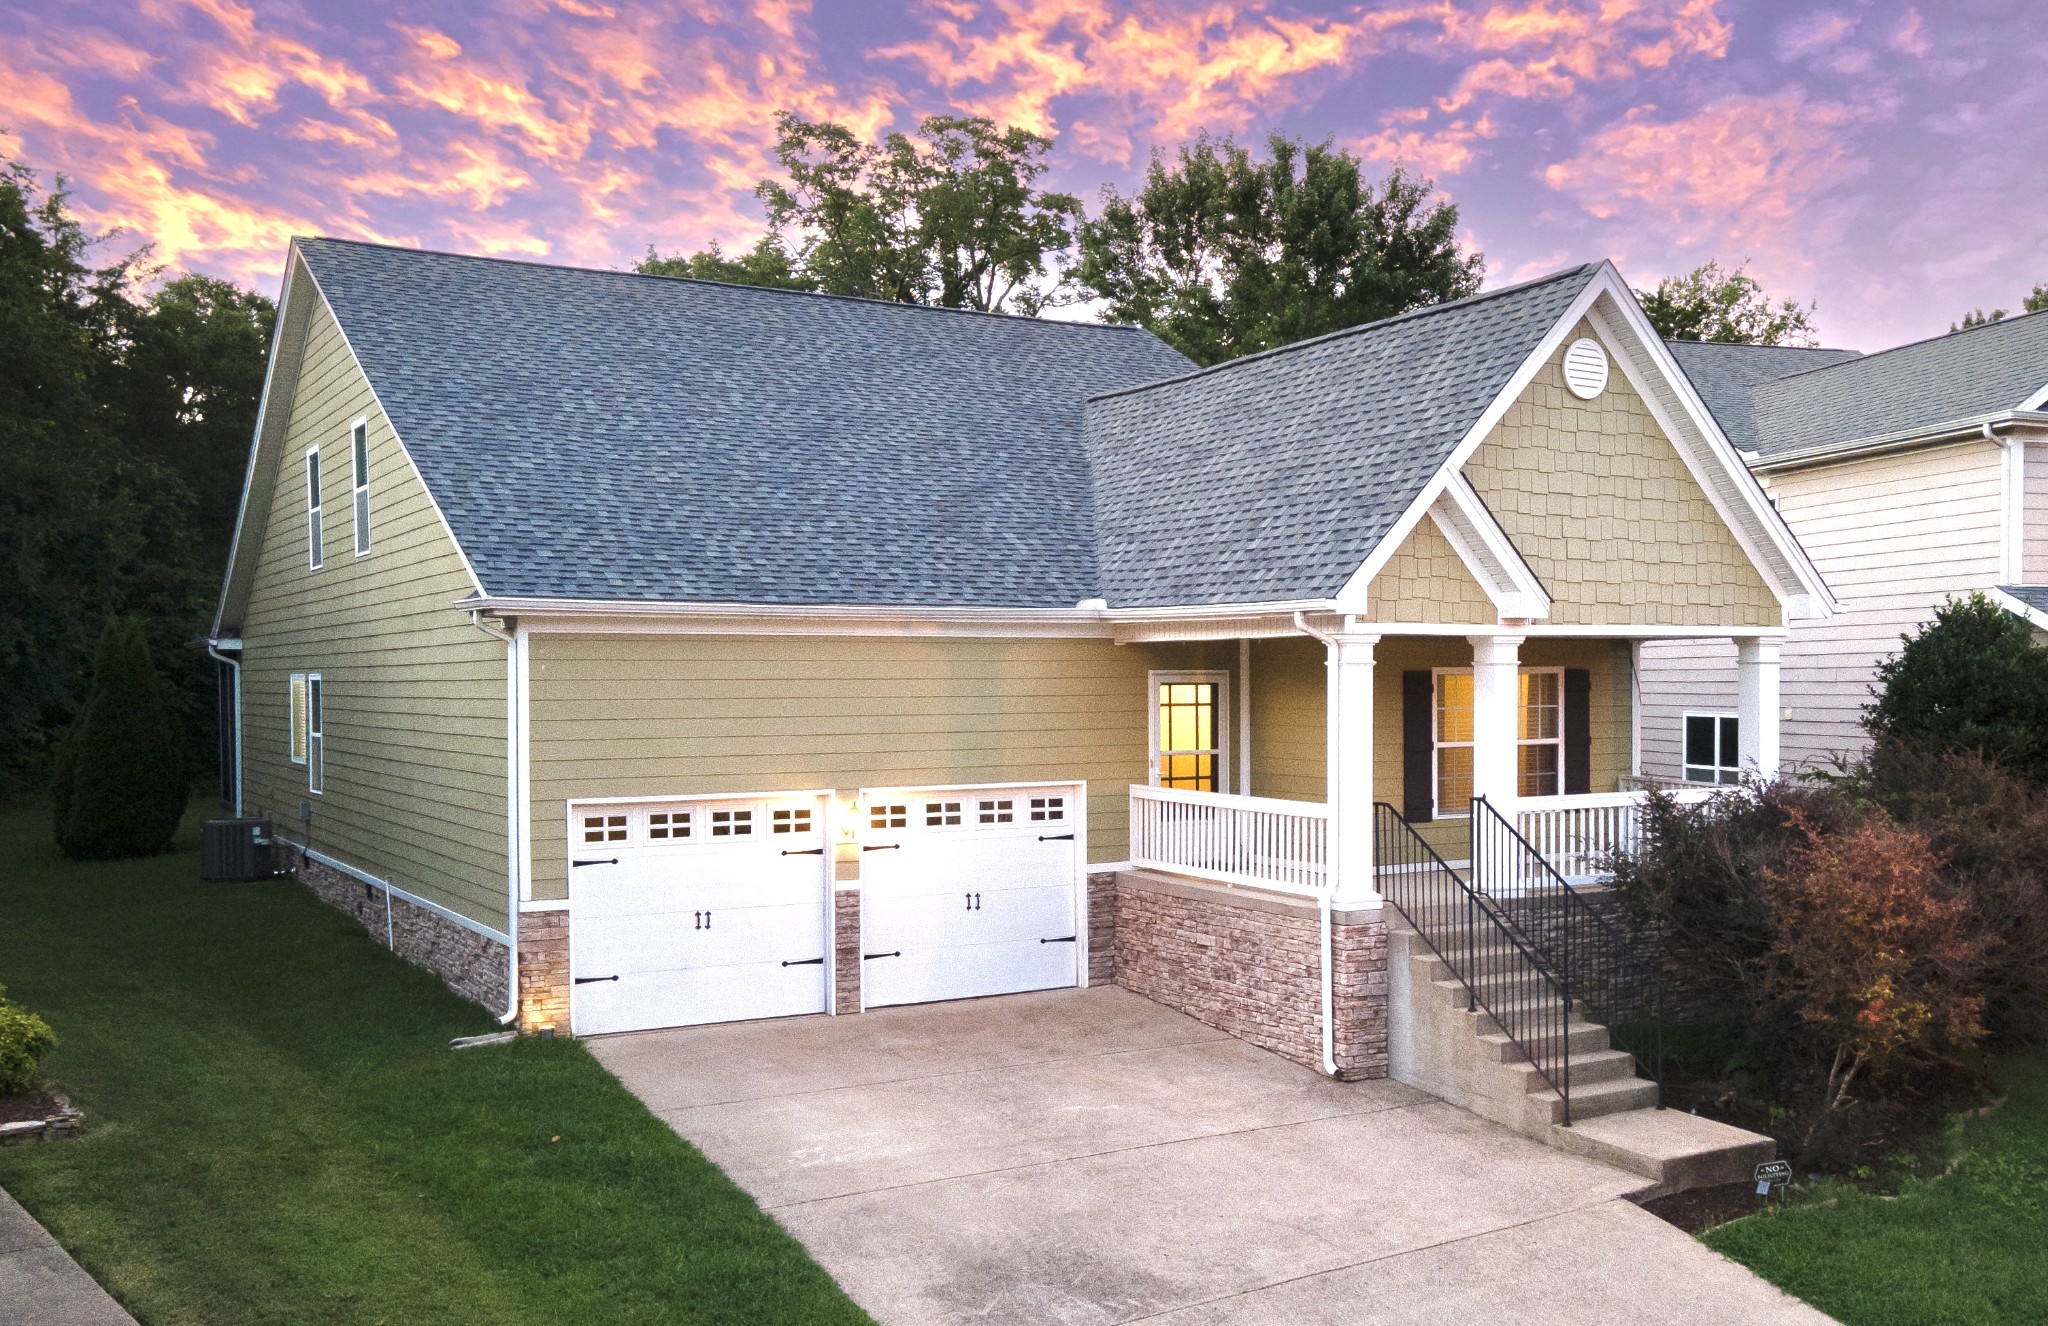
left=1866, top=592, right=2048, bottom=782
left=52, top=616, right=187, bottom=859
left=0, top=983, right=57, bottom=1095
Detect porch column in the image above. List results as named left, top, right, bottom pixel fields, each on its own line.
left=1467, top=633, right=1525, bottom=816
left=1324, top=622, right=1381, bottom=907
left=1736, top=637, right=1782, bottom=778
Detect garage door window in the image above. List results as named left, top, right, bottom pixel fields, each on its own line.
left=647, top=810, right=691, bottom=840
left=978, top=798, right=1015, bottom=824
left=583, top=813, right=627, bottom=843
left=711, top=809, right=753, bottom=836
left=926, top=800, right=963, bottom=827
left=1029, top=795, right=1066, bottom=822
left=772, top=807, right=813, bottom=834
left=871, top=803, right=908, bottom=829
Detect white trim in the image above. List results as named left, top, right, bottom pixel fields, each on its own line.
left=1310, top=619, right=1790, bottom=639
left=1425, top=474, right=1551, bottom=619
left=1990, top=586, right=2048, bottom=631
left=349, top=415, right=372, bottom=558
left=305, top=672, right=324, bottom=795
left=304, top=445, right=324, bottom=571
left=513, top=625, right=532, bottom=904
left=1749, top=413, right=2047, bottom=474
left=2003, top=437, right=2027, bottom=584
left=857, top=778, right=1080, bottom=798
left=1148, top=669, right=1231, bottom=793
left=1628, top=639, right=1643, bottom=780
left=213, top=251, right=307, bottom=637
left=276, top=838, right=512, bottom=945
left=566, top=787, right=839, bottom=809
left=1680, top=711, right=1742, bottom=785
left=2022, top=382, right=2048, bottom=414
left=520, top=898, right=570, bottom=913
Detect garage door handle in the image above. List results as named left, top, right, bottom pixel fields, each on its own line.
left=781, top=847, right=825, bottom=856
left=571, top=857, right=618, bottom=867
left=861, top=843, right=899, bottom=852
left=1040, top=936, right=1077, bottom=944
left=1038, top=833, right=1075, bottom=841
left=574, top=975, right=619, bottom=984
left=781, top=957, right=826, bottom=967
left=862, top=950, right=900, bottom=960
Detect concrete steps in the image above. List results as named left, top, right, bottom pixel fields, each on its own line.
left=1387, top=916, right=1775, bottom=1198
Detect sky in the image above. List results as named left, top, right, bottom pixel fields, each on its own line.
left=3, top=0, right=2043, bottom=351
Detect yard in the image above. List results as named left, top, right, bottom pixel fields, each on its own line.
left=0, top=798, right=871, bottom=1325
left=1705, top=1053, right=2048, bottom=1325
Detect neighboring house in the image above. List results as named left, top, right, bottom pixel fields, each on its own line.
left=209, top=240, right=1823, bottom=1161
left=1640, top=315, right=2048, bottom=782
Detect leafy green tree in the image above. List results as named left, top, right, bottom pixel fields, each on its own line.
left=1952, top=282, right=2048, bottom=333
left=1637, top=260, right=1817, bottom=345
left=1076, top=134, right=1484, bottom=365
left=744, top=111, right=1081, bottom=314
left=1866, top=593, right=2048, bottom=782
left=52, top=617, right=188, bottom=858
left=636, top=236, right=813, bottom=290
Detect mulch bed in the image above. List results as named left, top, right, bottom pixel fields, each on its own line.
left=0, top=1085, right=65, bottom=1127
left=1636, top=1180, right=1776, bottom=1234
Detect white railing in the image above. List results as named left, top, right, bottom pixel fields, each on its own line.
left=1129, top=785, right=1329, bottom=896
left=1516, top=786, right=1718, bottom=881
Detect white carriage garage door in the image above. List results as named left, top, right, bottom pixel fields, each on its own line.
left=568, top=793, right=830, bottom=1036
left=857, top=783, right=1083, bottom=1009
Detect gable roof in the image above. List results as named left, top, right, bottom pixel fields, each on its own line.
left=1662, top=340, right=1861, bottom=453
left=1083, top=265, right=1601, bottom=608
left=290, top=237, right=1191, bottom=609
left=1748, top=311, right=2048, bottom=459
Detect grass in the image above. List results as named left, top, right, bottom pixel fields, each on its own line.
left=0, top=796, right=872, bottom=1325
left=1705, top=1053, right=2048, bottom=1325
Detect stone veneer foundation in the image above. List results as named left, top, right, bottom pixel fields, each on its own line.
left=1106, top=868, right=1389, bottom=1080
left=834, top=889, right=863, bottom=1014
left=517, top=909, right=570, bottom=1032
left=293, top=855, right=508, bottom=1013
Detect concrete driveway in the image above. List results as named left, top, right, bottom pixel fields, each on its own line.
left=591, top=987, right=1830, bottom=1325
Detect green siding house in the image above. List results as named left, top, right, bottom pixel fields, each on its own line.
left=211, top=240, right=1828, bottom=1156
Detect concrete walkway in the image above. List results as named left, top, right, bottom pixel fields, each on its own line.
left=0, top=1184, right=136, bottom=1326
left=594, top=986, right=1833, bottom=1326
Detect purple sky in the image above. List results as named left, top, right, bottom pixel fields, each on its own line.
left=3, top=0, right=2042, bottom=349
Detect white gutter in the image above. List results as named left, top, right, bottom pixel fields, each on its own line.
left=205, top=639, right=243, bottom=816
left=470, top=610, right=521, bottom=1027
left=1291, top=609, right=1341, bottom=1079
left=1750, top=411, right=2048, bottom=475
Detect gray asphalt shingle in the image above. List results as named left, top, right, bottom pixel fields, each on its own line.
left=1662, top=340, right=1861, bottom=453
left=2000, top=585, right=2048, bottom=615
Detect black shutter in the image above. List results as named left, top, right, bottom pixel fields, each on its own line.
left=1564, top=668, right=1592, bottom=795
left=1402, top=671, right=1434, bottom=822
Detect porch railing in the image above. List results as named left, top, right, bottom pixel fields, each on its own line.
left=1128, top=785, right=1328, bottom=896
left=1517, top=787, right=1717, bottom=882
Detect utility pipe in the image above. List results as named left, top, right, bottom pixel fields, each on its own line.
left=1292, top=609, right=1342, bottom=1079
left=471, top=611, right=521, bottom=1027
left=204, top=640, right=243, bottom=816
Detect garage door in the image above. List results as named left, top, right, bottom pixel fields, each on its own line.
left=568, top=794, right=830, bottom=1035
left=857, top=784, right=1082, bottom=1008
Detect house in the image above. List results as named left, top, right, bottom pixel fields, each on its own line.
left=208, top=240, right=1823, bottom=1166
left=1640, top=315, right=2048, bottom=782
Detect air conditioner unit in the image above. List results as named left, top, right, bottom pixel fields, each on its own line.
left=201, top=818, right=277, bottom=882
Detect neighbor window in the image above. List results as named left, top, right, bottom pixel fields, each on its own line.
left=350, top=420, right=371, bottom=555
left=289, top=672, right=308, bottom=764
left=1684, top=714, right=1741, bottom=784
left=305, top=673, right=324, bottom=795
left=1433, top=667, right=1568, bottom=812
left=1152, top=672, right=1227, bottom=791
left=305, top=448, right=324, bottom=570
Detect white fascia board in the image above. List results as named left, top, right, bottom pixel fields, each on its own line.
left=1427, top=474, right=1551, bottom=619
left=2021, top=381, right=2048, bottom=413
left=212, top=248, right=309, bottom=637
left=292, top=259, right=488, bottom=600
left=1335, top=269, right=1612, bottom=609
left=467, top=594, right=1115, bottom=638
left=1989, top=586, right=2048, bottom=632
left=1343, top=620, right=1791, bottom=638
left=1585, top=282, right=1838, bottom=618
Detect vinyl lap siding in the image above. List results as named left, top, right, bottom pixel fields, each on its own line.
left=238, top=296, right=509, bottom=930
left=2026, top=438, right=2048, bottom=582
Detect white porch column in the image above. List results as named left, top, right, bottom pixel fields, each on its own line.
left=1736, top=637, right=1782, bottom=778
left=1467, top=633, right=1525, bottom=817
left=1324, top=622, right=1381, bottom=907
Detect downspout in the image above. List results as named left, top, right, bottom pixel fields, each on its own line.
left=472, top=610, right=520, bottom=1027
left=1292, top=609, right=1341, bottom=1079
left=205, top=641, right=243, bottom=817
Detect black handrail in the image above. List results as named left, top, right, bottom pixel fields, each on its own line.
left=1374, top=803, right=1570, bottom=1114
left=1468, top=795, right=1664, bottom=1118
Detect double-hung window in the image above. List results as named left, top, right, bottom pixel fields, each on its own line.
left=350, top=419, right=371, bottom=555
left=289, top=673, right=308, bottom=764
left=1432, top=667, right=1567, bottom=813
left=305, top=448, right=324, bottom=570
left=1151, top=671, right=1228, bottom=792
left=290, top=672, right=323, bottom=792
left=1683, top=714, right=1741, bottom=784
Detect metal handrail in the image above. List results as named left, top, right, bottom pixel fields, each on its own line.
left=1374, top=803, right=1571, bottom=1115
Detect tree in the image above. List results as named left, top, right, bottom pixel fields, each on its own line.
left=1952, top=282, right=2048, bottom=333
left=740, top=111, right=1081, bottom=314
left=52, top=617, right=189, bottom=858
left=1075, top=134, right=1484, bottom=366
left=1866, top=592, right=2048, bottom=783
left=636, top=236, right=813, bottom=290
left=1637, top=260, right=1817, bottom=345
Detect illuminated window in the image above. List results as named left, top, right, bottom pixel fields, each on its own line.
left=870, top=804, right=908, bottom=830
left=1434, top=667, right=1567, bottom=812
left=1152, top=672, right=1227, bottom=792
left=1434, top=672, right=1473, bottom=813
left=289, top=673, right=308, bottom=764
left=583, top=813, right=626, bottom=843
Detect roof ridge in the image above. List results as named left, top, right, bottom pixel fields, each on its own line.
left=1084, top=262, right=1602, bottom=404
left=292, top=235, right=1157, bottom=334
left=1763, top=305, right=2048, bottom=387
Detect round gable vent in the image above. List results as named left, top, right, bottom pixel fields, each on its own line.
left=1562, top=337, right=1609, bottom=400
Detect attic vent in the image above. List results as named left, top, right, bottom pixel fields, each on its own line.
left=1562, top=338, right=1609, bottom=400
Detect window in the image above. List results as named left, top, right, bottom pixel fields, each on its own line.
left=772, top=807, right=813, bottom=834
left=647, top=810, right=690, bottom=840
left=1684, top=714, right=1742, bottom=785
left=305, top=448, right=324, bottom=570
left=870, top=803, right=907, bottom=830
left=305, top=674, right=324, bottom=795
left=1151, top=672, right=1227, bottom=791
left=710, top=809, right=753, bottom=837
left=350, top=420, right=371, bottom=556
left=1432, top=667, right=1568, bottom=813
left=1029, top=795, right=1066, bottom=822
left=977, top=798, right=1014, bottom=824
left=289, top=673, right=308, bottom=764
left=925, top=800, right=962, bottom=827
left=582, top=813, right=627, bottom=843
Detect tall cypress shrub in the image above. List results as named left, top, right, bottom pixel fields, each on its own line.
left=52, top=617, right=187, bottom=858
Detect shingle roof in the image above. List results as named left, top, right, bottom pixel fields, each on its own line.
left=1083, top=265, right=1600, bottom=608
left=1749, top=311, right=2048, bottom=458
left=1662, top=340, right=1861, bottom=453
left=295, top=238, right=1192, bottom=607
left=2000, top=585, right=2048, bottom=616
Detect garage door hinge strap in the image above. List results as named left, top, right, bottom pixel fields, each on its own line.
left=861, top=843, right=900, bottom=852
left=862, top=950, right=901, bottom=960
left=1040, top=936, right=1078, bottom=944
left=781, top=847, right=826, bottom=856
left=573, top=975, right=619, bottom=984
left=1038, top=833, right=1075, bottom=841
left=571, top=857, right=619, bottom=867
left=781, top=957, right=826, bottom=967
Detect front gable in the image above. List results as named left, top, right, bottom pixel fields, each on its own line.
left=1361, top=514, right=1497, bottom=624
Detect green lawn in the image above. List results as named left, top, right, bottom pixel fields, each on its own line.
left=1706, top=1054, right=2048, bottom=1325
left=0, top=798, right=871, bottom=1325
